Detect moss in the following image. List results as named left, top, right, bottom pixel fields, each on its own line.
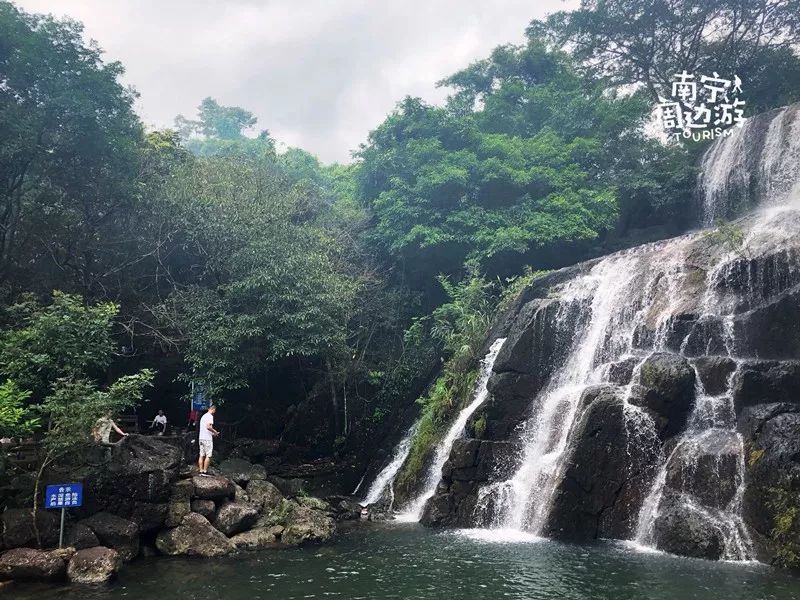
left=748, top=448, right=765, bottom=467
left=767, top=486, right=800, bottom=568
left=471, top=413, right=487, bottom=439
left=394, top=368, right=479, bottom=492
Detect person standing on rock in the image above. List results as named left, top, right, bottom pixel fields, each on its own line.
left=198, top=405, right=219, bottom=476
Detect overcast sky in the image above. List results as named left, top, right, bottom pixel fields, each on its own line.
left=16, top=0, right=575, bottom=163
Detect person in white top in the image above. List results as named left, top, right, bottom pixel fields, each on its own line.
left=197, top=406, right=219, bottom=476
left=150, top=410, right=167, bottom=435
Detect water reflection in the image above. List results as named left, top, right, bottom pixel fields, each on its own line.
left=10, top=523, right=799, bottom=600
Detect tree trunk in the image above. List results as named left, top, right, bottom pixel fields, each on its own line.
left=325, top=357, right=340, bottom=436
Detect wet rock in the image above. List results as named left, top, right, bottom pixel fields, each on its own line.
left=191, top=475, right=235, bottom=500
left=220, top=458, right=254, bottom=485
left=419, top=494, right=453, bottom=528
left=66, top=547, right=120, bottom=584
left=268, top=477, right=305, bottom=497
left=694, top=356, right=737, bottom=396
left=63, top=524, right=99, bottom=550
left=246, top=480, right=283, bottom=513
left=632, top=353, right=695, bottom=438
left=130, top=502, right=168, bottom=533
left=1, top=509, right=59, bottom=549
left=79, top=513, right=139, bottom=561
left=652, top=492, right=724, bottom=560
left=230, top=526, right=283, bottom=549
left=94, top=436, right=183, bottom=504
left=213, top=501, right=258, bottom=536
left=248, top=464, right=267, bottom=481
left=545, top=392, right=661, bottom=541
left=663, top=430, right=740, bottom=509
left=190, top=499, right=216, bottom=520
left=165, top=500, right=191, bottom=528
left=232, top=482, right=250, bottom=504
left=326, top=496, right=361, bottom=521
left=732, top=360, right=800, bottom=412
left=738, top=404, right=800, bottom=560
left=281, top=506, right=335, bottom=546
left=733, top=289, right=800, bottom=360
left=296, top=496, right=330, bottom=512
left=170, top=479, right=194, bottom=501
left=607, top=356, right=641, bottom=385
left=155, top=513, right=235, bottom=557
left=0, top=547, right=66, bottom=581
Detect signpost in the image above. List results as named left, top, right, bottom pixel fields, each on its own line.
left=191, top=381, right=209, bottom=412
left=44, top=482, right=83, bottom=548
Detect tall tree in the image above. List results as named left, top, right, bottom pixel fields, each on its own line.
left=0, top=1, right=142, bottom=294
left=529, top=0, right=800, bottom=111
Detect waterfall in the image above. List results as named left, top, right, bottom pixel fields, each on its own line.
left=397, top=337, right=506, bottom=521
left=697, top=104, right=800, bottom=226
left=633, top=363, right=755, bottom=561
left=361, top=421, right=419, bottom=507
left=478, top=241, right=694, bottom=533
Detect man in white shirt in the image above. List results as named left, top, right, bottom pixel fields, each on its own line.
left=197, top=406, right=219, bottom=476
left=150, top=410, right=167, bottom=435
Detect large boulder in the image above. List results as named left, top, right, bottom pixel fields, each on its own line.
left=155, top=513, right=235, bottom=557
left=64, top=524, right=99, bottom=550
left=190, top=499, right=216, bottom=520
left=230, top=526, right=284, bottom=550
left=545, top=388, right=661, bottom=540
left=281, top=506, right=335, bottom=546
left=246, top=480, right=283, bottom=513
left=1, top=508, right=59, bottom=549
left=219, top=458, right=255, bottom=486
left=165, top=500, right=191, bottom=528
left=693, top=356, right=737, bottom=396
left=213, top=502, right=258, bottom=536
left=663, top=430, right=740, bottom=509
left=651, top=492, right=724, bottom=560
left=130, top=502, right=168, bottom=533
left=191, top=475, right=235, bottom=500
left=738, top=403, right=800, bottom=562
left=80, top=512, right=139, bottom=561
left=632, top=352, right=696, bottom=438
left=66, top=547, right=120, bottom=584
left=732, top=361, right=800, bottom=413
left=0, top=547, right=66, bottom=580
left=88, top=436, right=183, bottom=510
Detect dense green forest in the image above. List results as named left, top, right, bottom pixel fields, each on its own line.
left=1, top=0, right=799, bottom=463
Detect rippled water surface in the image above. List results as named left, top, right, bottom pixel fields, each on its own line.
left=11, top=523, right=800, bottom=599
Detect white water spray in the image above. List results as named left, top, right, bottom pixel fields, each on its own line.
left=397, top=337, right=506, bottom=521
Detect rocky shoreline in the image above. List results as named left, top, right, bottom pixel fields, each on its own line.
left=0, top=435, right=362, bottom=588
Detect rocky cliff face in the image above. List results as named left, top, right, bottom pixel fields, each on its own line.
left=419, top=102, right=800, bottom=565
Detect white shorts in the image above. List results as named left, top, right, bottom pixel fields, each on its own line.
left=199, top=439, right=213, bottom=457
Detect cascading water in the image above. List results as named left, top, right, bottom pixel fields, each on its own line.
left=465, top=107, right=800, bottom=559
left=477, top=239, right=697, bottom=534
left=697, top=104, right=800, bottom=226
left=361, top=421, right=419, bottom=507
left=397, top=337, right=506, bottom=521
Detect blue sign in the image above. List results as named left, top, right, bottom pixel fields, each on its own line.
left=45, top=483, right=83, bottom=509
left=191, top=381, right=209, bottom=411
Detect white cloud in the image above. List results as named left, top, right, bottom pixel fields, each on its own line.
left=14, top=0, right=576, bottom=162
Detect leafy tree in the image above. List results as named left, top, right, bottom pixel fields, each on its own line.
left=0, top=292, right=118, bottom=399
left=357, top=42, right=680, bottom=291
left=529, top=0, right=800, bottom=111
left=151, top=154, right=359, bottom=403
left=0, top=1, right=142, bottom=292
left=0, top=380, right=37, bottom=437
